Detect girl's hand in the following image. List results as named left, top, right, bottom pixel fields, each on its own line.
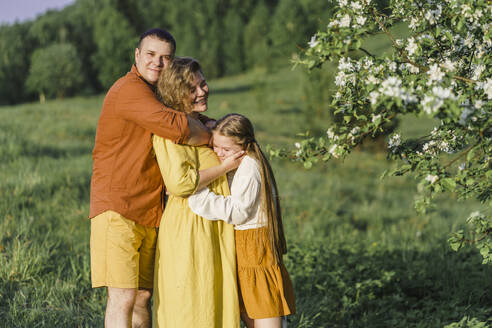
left=221, top=150, right=245, bottom=172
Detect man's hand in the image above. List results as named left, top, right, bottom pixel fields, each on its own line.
left=186, top=116, right=211, bottom=146
left=204, top=120, right=216, bottom=130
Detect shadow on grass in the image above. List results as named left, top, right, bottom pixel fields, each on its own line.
left=287, top=241, right=492, bottom=327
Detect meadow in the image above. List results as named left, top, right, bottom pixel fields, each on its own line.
left=0, top=62, right=491, bottom=327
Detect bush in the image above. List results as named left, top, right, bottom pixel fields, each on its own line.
left=25, top=43, right=84, bottom=101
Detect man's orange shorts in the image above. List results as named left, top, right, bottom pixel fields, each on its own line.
left=90, top=211, right=157, bottom=289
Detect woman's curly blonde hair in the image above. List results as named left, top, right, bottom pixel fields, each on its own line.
left=157, top=57, right=202, bottom=113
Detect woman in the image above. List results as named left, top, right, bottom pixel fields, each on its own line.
left=152, top=57, right=241, bottom=327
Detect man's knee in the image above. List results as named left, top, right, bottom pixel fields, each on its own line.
left=134, top=288, right=152, bottom=308
left=108, top=287, right=137, bottom=310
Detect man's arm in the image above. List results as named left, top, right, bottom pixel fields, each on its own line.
left=186, top=116, right=212, bottom=146
left=116, top=79, right=190, bottom=144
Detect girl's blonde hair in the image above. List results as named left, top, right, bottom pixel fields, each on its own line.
left=213, top=114, right=287, bottom=264
left=157, top=56, right=202, bottom=113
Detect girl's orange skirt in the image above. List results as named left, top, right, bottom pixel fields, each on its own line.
left=235, top=228, right=296, bottom=319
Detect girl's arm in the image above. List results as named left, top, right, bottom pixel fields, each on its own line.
left=188, top=157, right=261, bottom=225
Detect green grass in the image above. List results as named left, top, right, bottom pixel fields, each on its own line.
left=1, top=63, right=491, bottom=327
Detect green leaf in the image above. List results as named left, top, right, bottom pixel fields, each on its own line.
left=344, top=116, right=351, bottom=123
left=441, top=178, right=456, bottom=192
left=467, top=147, right=475, bottom=162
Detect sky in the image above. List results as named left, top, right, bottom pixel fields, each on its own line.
left=0, top=0, right=76, bottom=25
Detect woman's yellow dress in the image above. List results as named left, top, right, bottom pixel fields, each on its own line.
left=152, top=135, right=240, bottom=328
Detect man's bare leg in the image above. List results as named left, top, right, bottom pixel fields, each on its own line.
left=255, top=317, right=282, bottom=328
left=105, top=287, right=137, bottom=328
left=132, top=288, right=152, bottom=328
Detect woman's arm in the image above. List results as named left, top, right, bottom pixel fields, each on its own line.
left=153, top=135, right=200, bottom=197
left=153, top=135, right=244, bottom=197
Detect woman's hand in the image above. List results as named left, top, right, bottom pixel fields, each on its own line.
left=196, top=150, right=245, bottom=191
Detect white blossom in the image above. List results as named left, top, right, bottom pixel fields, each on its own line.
left=427, top=64, right=445, bottom=84
left=461, top=5, right=472, bottom=17
left=422, top=95, right=443, bottom=115
left=356, top=16, right=367, bottom=26
left=406, top=63, right=420, bottom=74
left=468, top=211, right=481, bottom=219
left=351, top=1, right=362, bottom=11
left=329, top=144, right=340, bottom=158
left=380, top=76, right=403, bottom=97
left=438, top=140, right=453, bottom=153
left=363, top=57, right=373, bottom=69
left=338, top=0, right=348, bottom=7
left=406, top=37, right=418, bottom=56
left=388, top=134, right=401, bottom=149
left=338, top=57, right=353, bottom=71
left=295, top=142, right=301, bottom=149
left=327, top=128, right=335, bottom=139
left=351, top=126, right=361, bottom=135
left=328, top=20, right=338, bottom=28
left=432, top=86, right=455, bottom=100
left=482, top=78, right=492, bottom=99
left=308, top=35, right=319, bottom=48
left=425, top=174, right=439, bottom=184
left=335, top=71, right=348, bottom=86
left=369, top=91, right=379, bottom=105
left=441, top=59, right=456, bottom=72
left=472, top=63, right=485, bottom=80
left=424, top=5, right=442, bottom=25
left=475, top=100, right=484, bottom=109
left=459, top=163, right=466, bottom=171
left=401, top=91, right=418, bottom=104
left=409, top=17, right=419, bottom=30
left=367, top=75, right=379, bottom=84
left=372, top=114, right=382, bottom=123
left=459, top=107, right=475, bottom=125
left=464, top=33, right=474, bottom=48
left=339, top=14, right=351, bottom=28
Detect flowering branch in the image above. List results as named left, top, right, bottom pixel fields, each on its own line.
left=289, top=0, right=492, bottom=263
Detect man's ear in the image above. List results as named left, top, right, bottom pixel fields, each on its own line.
left=134, top=48, right=140, bottom=62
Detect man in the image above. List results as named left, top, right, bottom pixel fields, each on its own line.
left=89, top=29, right=234, bottom=328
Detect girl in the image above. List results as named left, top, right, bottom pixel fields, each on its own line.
left=188, top=114, right=296, bottom=328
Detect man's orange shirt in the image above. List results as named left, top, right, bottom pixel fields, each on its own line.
left=89, top=65, right=189, bottom=227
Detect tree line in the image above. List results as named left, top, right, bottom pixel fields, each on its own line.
left=0, top=0, right=333, bottom=105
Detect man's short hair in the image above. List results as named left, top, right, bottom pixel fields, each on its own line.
left=138, top=28, right=176, bottom=54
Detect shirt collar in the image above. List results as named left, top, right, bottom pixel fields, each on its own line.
left=131, top=65, right=156, bottom=91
